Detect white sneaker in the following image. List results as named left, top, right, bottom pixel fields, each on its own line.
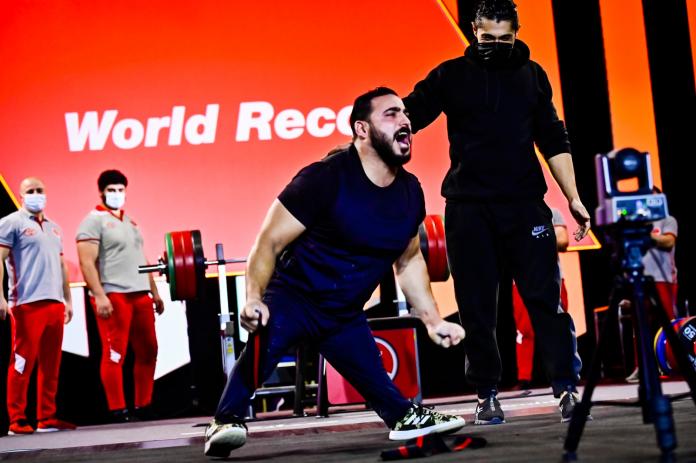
left=204, top=419, right=247, bottom=457
left=626, top=368, right=640, bottom=384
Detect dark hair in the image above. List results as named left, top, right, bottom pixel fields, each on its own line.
left=349, top=87, right=398, bottom=137
left=474, top=0, right=519, bottom=32
left=98, top=169, right=128, bottom=191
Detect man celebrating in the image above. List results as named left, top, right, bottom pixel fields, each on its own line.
left=1, top=177, right=75, bottom=434
left=204, top=88, right=466, bottom=458
left=404, top=0, right=591, bottom=424
left=76, top=170, right=164, bottom=422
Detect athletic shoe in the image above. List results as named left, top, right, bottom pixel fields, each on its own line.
left=511, top=380, right=532, bottom=391
left=204, top=419, right=248, bottom=457
left=625, top=367, right=640, bottom=384
left=389, top=405, right=465, bottom=440
left=8, top=420, right=34, bottom=435
left=109, top=408, right=138, bottom=423
left=559, top=390, right=594, bottom=423
left=474, top=395, right=505, bottom=425
left=132, top=406, right=159, bottom=421
left=37, top=418, right=77, bottom=432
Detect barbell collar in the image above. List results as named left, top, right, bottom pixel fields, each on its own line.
left=138, top=261, right=166, bottom=274
left=205, top=258, right=247, bottom=266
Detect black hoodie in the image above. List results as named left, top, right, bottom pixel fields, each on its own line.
left=403, top=40, right=571, bottom=202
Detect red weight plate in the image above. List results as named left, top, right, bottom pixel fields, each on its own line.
left=422, top=215, right=441, bottom=281
left=181, top=230, right=197, bottom=299
left=430, top=214, right=450, bottom=282
left=171, top=231, right=190, bottom=301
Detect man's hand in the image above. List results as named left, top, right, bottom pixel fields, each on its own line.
left=569, top=198, right=591, bottom=241
left=94, top=294, right=114, bottom=319
left=241, top=299, right=270, bottom=333
left=152, top=293, right=165, bottom=315
left=64, top=301, right=73, bottom=324
left=0, top=298, right=8, bottom=321
left=426, top=320, right=465, bottom=348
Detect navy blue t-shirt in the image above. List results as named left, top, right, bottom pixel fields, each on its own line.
left=271, top=145, right=426, bottom=316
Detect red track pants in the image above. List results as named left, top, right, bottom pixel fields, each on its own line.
left=92, top=292, right=158, bottom=411
left=7, top=300, right=65, bottom=424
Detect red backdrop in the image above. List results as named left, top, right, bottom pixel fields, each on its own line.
left=2, top=1, right=601, bottom=331
left=1, top=1, right=466, bottom=278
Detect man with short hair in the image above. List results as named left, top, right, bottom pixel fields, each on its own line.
left=1, top=177, right=75, bottom=435
left=404, top=0, right=591, bottom=424
left=204, top=87, right=466, bottom=458
left=76, top=170, right=164, bottom=422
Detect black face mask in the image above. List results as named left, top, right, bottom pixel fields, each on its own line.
left=475, top=41, right=514, bottom=65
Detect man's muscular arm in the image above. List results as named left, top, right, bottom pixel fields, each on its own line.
left=395, top=235, right=464, bottom=348
left=242, top=200, right=306, bottom=333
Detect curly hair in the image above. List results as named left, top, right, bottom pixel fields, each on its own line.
left=474, top=0, right=520, bottom=31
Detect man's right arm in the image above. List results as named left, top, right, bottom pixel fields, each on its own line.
left=403, top=66, right=446, bottom=133
left=76, top=241, right=113, bottom=318
left=242, top=199, right=306, bottom=333
left=0, top=246, right=9, bottom=320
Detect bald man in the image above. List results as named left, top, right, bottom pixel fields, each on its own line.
left=0, top=177, right=75, bottom=435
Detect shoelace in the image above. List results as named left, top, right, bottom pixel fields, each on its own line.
left=489, top=396, right=497, bottom=411
left=423, top=405, right=449, bottom=418
left=411, top=404, right=449, bottom=421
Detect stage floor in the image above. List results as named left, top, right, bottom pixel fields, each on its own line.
left=1, top=382, right=694, bottom=462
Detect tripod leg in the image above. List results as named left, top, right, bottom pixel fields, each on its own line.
left=563, top=280, right=625, bottom=460
left=630, top=282, right=654, bottom=423
left=631, top=274, right=677, bottom=457
left=647, top=279, right=696, bottom=405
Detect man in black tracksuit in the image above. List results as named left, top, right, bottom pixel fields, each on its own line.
left=403, top=0, right=591, bottom=424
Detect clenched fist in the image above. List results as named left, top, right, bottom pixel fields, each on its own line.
left=427, top=320, right=465, bottom=348
left=241, top=299, right=270, bottom=333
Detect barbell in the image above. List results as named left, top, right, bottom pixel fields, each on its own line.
left=138, top=230, right=246, bottom=301
left=139, top=214, right=451, bottom=301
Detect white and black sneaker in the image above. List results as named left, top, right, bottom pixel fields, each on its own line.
left=389, top=405, right=465, bottom=440
left=474, top=395, right=505, bottom=425
left=204, top=419, right=248, bottom=457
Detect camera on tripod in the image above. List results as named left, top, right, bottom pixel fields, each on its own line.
left=564, top=147, right=696, bottom=461
left=595, top=147, right=668, bottom=227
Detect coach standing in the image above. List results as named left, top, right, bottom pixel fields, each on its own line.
left=1, top=177, right=75, bottom=435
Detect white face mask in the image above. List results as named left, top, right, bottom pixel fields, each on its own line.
left=105, top=191, right=126, bottom=210
left=24, top=193, right=46, bottom=213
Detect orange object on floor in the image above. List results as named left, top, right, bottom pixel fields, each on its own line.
left=37, top=417, right=77, bottom=432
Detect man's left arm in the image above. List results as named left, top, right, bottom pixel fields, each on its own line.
left=61, top=257, right=73, bottom=324
left=547, top=153, right=591, bottom=241
left=394, top=235, right=464, bottom=348
left=533, top=65, right=591, bottom=241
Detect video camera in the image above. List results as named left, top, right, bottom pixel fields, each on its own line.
left=594, top=148, right=668, bottom=227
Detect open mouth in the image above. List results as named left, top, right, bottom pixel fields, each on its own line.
left=395, top=127, right=412, bottom=147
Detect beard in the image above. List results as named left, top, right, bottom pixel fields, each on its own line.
left=369, top=124, right=411, bottom=167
